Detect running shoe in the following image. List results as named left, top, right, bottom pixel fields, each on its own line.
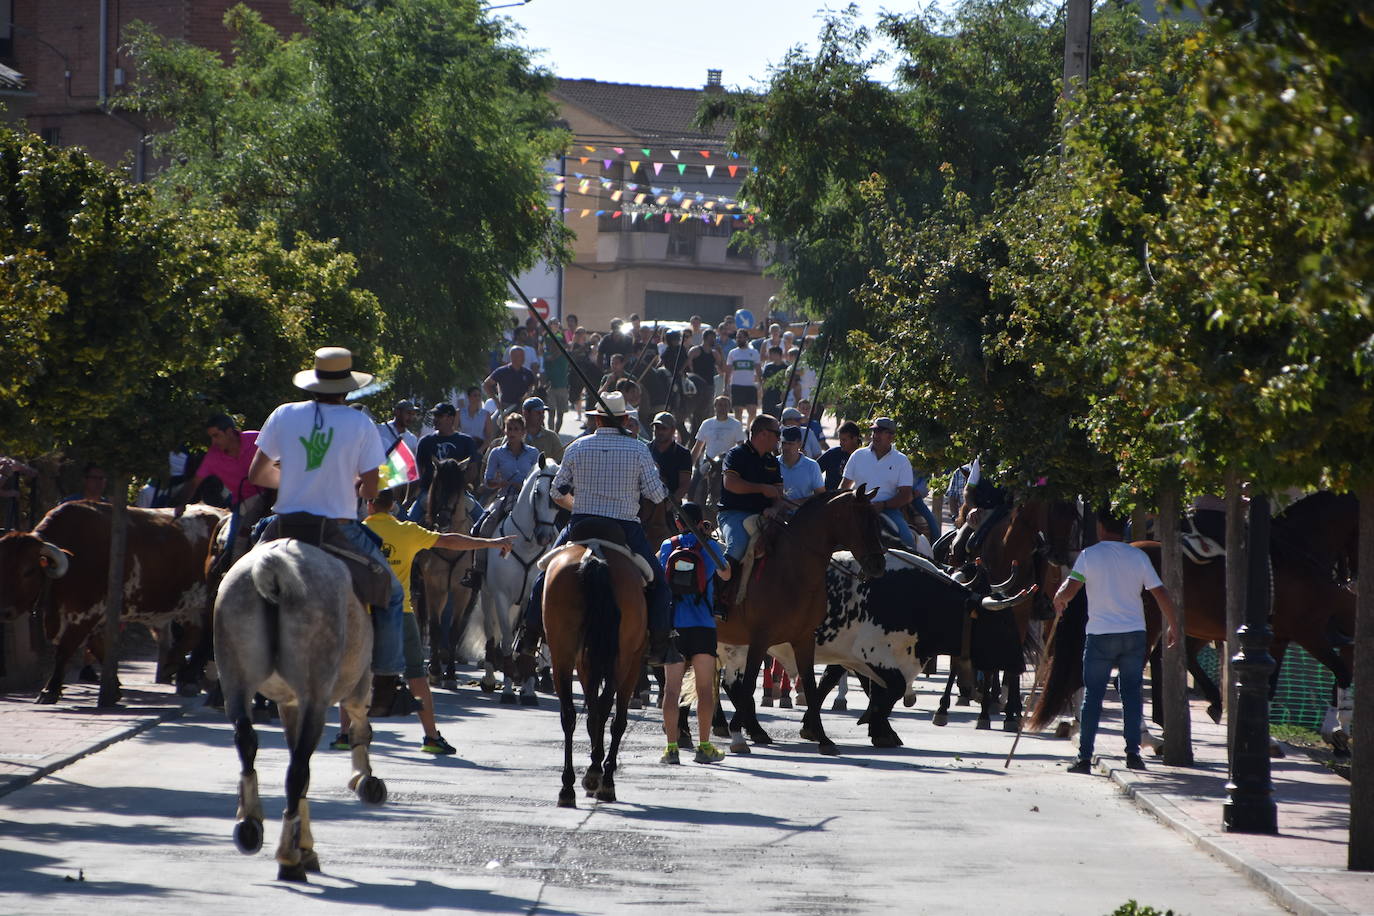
left=660, top=744, right=680, bottom=765
left=422, top=733, right=457, bottom=755
left=1066, top=758, right=1092, bottom=774
left=694, top=742, right=725, bottom=764
left=330, top=731, right=350, bottom=751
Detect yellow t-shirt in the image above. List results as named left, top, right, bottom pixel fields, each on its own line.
left=363, top=512, right=439, bottom=614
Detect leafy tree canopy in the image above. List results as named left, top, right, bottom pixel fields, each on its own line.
left=120, top=0, right=569, bottom=394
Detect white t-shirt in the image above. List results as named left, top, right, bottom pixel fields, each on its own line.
left=257, top=401, right=386, bottom=520
left=694, top=416, right=746, bottom=459
left=375, top=421, right=418, bottom=458
left=1069, top=540, right=1163, bottom=635
left=727, top=347, right=760, bottom=387
left=842, top=446, right=914, bottom=503
left=459, top=405, right=492, bottom=442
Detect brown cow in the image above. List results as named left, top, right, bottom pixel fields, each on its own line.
left=0, top=501, right=226, bottom=704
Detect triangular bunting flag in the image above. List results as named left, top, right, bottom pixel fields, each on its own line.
left=580, top=209, right=591, bottom=218
left=583, top=145, right=596, bottom=152
left=634, top=193, right=646, bottom=204
left=603, top=159, right=612, bottom=170
left=613, top=147, right=624, bottom=155
left=700, top=150, right=711, bottom=158
left=676, top=163, right=686, bottom=175
left=728, top=165, right=739, bottom=178
left=641, top=148, right=652, bottom=157
left=579, top=157, right=589, bottom=165
left=611, top=190, right=623, bottom=201
left=629, top=160, right=641, bottom=173
left=663, top=213, right=672, bottom=223
left=612, top=210, right=622, bottom=218
left=653, top=162, right=664, bottom=175
left=715, top=214, right=724, bottom=225
left=705, top=165, right=715, bottom=177
left=670, top=149, right=681, bottom=159
left=631, top=212, right=640, bottom=223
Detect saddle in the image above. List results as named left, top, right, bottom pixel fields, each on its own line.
left=1181, top=513, right=1225, bottom=566
left=257, top=513, right=393, bottom=608
left=536, top=536, right=655, bottom=586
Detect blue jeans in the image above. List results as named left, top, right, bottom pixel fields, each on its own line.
left=524, top=514, right=671, bottom=635
left=337, top=521, right=406, bottom=677
left=406, top=491, right=427, bottom=524
left=912, top=498, right=940, bottom=540
left=881, top=507, right=919, bottom=550
left=1078, top=630, right=1147, bottom=761
left=718, top=508, right=756, bottom=561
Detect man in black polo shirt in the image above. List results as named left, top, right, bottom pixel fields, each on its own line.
left=649, top=411, right=692, bottom=503
left=718, top=414, right=783, bottom=566
left=407, top=403, right=478, bottom=522
left=818, top=420, right=863, bottom=491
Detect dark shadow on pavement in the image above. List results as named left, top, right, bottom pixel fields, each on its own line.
left=275, top=876, right=574, bottom=913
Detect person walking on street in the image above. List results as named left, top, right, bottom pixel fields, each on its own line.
left=657, top=501, right=731, bottom=765
left=1052, top=508, right=1180, bottom=773
left=726, top=329, right=762, bottom=425
left=484, top=346, right=537, bottom=414
left=691, top=396, right=746, bottom=464
left=841, top=417, right=920, bottom=550
left=649, top=412, right=692, bottom=503
left=350, top=489, right=516, bottom=755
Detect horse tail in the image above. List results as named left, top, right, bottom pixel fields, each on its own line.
left=1029, top=593, right=1087, bottom=730
left=578, top=549, right=621, bottom=708
left=249, top=542, right=311, bottom=611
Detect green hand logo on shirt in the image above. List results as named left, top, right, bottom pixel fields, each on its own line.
left=300, top=427, right=334, bottom=471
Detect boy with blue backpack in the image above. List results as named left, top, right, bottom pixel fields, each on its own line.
left=656, top=502, right=732, bottom=765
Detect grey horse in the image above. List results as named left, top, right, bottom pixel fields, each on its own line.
left=214, top=539, right=386, bottom=882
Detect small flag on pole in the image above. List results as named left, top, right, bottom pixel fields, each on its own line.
left=378, top=440, right=418, bottom=490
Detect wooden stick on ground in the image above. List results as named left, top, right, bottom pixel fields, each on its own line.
left=1005, top=613, right=1060, bottom=768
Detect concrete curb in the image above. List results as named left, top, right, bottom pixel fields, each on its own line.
left=0, top=698, right=201, bottom=800
left=1100, top=758, right=1354, bottom=916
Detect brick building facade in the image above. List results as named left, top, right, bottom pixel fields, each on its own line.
left=0, top=0, right=302, bottom=177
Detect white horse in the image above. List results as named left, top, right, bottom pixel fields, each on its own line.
left=214, top=539, right=385, bottom=882
left=461, top=458, right=561, bottom=705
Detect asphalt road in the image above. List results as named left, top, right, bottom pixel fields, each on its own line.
left=1, top=669, right=1287, bottom=916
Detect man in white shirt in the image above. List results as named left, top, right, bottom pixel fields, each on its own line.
left=691, top=396, right=747, bottom=463
left=249, top=347, right=406, bottom=679
left=376, top=399, right=419, bottom=458
left=726, top=329, right=762, bottom=425
left=1053, top=509, right=1180, bottom=774
left=841, top=416, right=918, bottom=550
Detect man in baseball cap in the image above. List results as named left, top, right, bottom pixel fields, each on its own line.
left=840, top=416, right=919, bottom=550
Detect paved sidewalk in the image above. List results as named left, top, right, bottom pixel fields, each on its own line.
left=1084, top=698, right=1371, bottom=916
left=0, top=659, right=203, bottom=798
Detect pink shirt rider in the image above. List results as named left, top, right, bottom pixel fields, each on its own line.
left=195, top=430, right=262, bottom=504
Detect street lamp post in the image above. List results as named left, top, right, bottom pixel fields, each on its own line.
left=1222, top=495, right=1278, bottom=833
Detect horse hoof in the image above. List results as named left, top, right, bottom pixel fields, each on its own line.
left=903, top=694, right=917, bottom=708
left=357, top=776, right=388, bottom=806
left=856, top=710, right=870, bottom=725
left=34, top=691, right=59, bottom=705
left=176, top=681, right=201, bottom=698
left=499, top=693, right=517, bottom=705
left=582, top=772, right=601, bottom=793
left=832, top=700, right=848, bottom=712
left=277, top=862, right=309, bottom=883
left=1208, top=704, right=1222, bottom=724
left=1054, top=721, right=1072, bottom=739
left=233, top=818, right=263, bottom=854
left=799, top=726, right=817, bottom=742
left=1003, top=717, right=1021, bottom=733
left=818, top=741, right=840, bottom=756
left=955, top=697, right=972, bottom=707
left=480, top=681, right=496, bottom=694
left=558, top=793, right=576, bottom=809
left=748, top=730, right=773, bottom=746
left=872, top=734, right=901, bottom=748
left=595, top=785, right=616, bottom=803
left=778, top=696, right=793, bottom=709
left=520, top=694, right=539, bottom=707
left=976, top=719, right=991, bottom=731
left=932, top=711, right=948, bottom=727
left=300, top=849, right=321, bottom=873
left=729, top=732, right=750, bottom=754
left=443, top=679, right=458, bottom=691
left=628, top=696, right=644, bottom=710
left=712, top=724, right=730, bottom=739
left=760, top=696, right=773, bottom=708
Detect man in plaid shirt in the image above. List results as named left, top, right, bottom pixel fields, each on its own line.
left=516, top=390, right=673, bottom=667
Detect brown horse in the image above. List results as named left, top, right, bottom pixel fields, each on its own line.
left=542, top=524, right=648, bottom=807
left=1030, top=530, right=1357, bottom=731
left=414, top=457, right=480, bottom=689
left=717, top=487, right=885, bottom=755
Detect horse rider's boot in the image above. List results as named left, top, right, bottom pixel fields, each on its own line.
left=712, top=557, right=742, bottom=620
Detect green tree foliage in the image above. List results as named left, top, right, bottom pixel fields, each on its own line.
left=120, top=0, right=569, bottom=393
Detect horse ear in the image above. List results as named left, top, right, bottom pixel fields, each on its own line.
left=853, top=484, right=870, bottom=502
left=455, top=457, right=469, bottom=471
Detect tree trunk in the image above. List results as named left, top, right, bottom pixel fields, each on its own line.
left=1158, top=478, right=1192, bottom=765
left=97, top=472, right=131, bottom=708
left=1130, top=504, right=1149, bottom=541
left=1223, top=468, right=1248, bottom=757
left=1350, top=485, right=1374, bottom=869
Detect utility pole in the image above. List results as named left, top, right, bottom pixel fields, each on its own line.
left=1063, top=0, right=1092, bottom=99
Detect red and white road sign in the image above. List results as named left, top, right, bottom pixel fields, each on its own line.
left=530, top=297, right=551, bottom=320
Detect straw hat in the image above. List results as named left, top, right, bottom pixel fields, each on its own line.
left=587, top=391, right=630, bottom=417
left=293, top=347, right=373, bottom=394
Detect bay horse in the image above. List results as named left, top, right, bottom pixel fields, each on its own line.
left=1030, top=530, right=1357, bottom=736
left=717, top=487, right=886, bottom=755
left=414, top=457, right=479, bottom=689
left=214, top=539, right=385, bottom=882
left=541, top=523, right=648, bottom=807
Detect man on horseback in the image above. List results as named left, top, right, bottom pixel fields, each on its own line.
left=247, top=347, right=406, bottom=685
left=842, top=416, right=920, bottom=549
left=514, top=390, right=673, bottom=670
left=717, top=414, right=784, bottom=609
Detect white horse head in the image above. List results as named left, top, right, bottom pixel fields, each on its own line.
left=510, top=457, right=561, bottom=549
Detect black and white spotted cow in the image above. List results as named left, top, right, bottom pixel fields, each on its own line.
left=719, top=550, right=1029, bottom=748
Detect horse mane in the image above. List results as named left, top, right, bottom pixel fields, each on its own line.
left=786, top=488, right=847, bottom=526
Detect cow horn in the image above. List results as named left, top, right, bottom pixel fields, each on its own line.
left=38, top=541, right=69, bottom=579
left=980, top=587, right=1033, bottom=612
left=991, top=562, right=1018, bottom=593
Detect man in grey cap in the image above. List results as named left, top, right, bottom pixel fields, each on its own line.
left=841, top=416, right=919, bottom=550
left=376, top=399, right=418, bottom=459
left=780, top=407, right=822, bottom=459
